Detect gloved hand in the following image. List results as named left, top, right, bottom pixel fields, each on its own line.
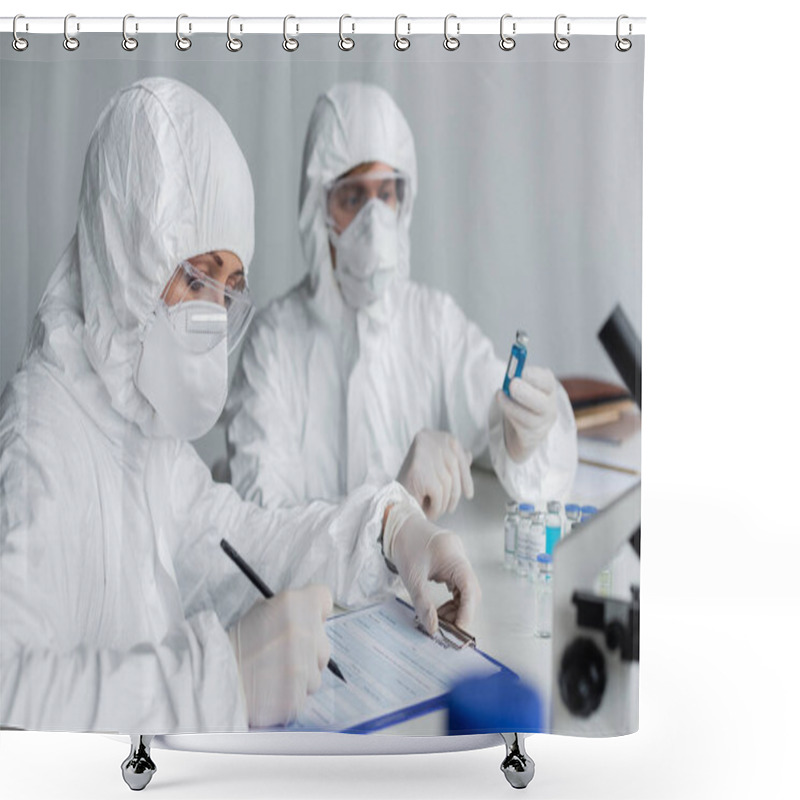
left=496, top=365, right=558, bottom=463
left=227, top=585, right=333, bottom=728
left=382, top=502, right=481, bottom=635
left=396, top=429, right=475, bottom=521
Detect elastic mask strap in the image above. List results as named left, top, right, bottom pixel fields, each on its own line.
left=138, top=301, right=164, bottom=343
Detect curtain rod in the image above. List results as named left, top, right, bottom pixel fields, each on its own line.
left=1, top=16, right=646, bottom=36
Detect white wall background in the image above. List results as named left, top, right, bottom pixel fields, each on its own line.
left=0, top=30, right=642, bottom=390
left=2, top=1, right=799, bottom=799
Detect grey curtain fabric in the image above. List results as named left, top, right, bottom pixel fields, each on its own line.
left=1, top=34, right=643, bottom=468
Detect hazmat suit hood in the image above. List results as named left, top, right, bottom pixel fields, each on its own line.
left=298, top=82, right=418, bottom=327
left=24, top=77, right=255, bottom=437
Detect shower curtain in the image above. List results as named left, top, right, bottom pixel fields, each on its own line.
left=0, top=24, right=643, bottom=741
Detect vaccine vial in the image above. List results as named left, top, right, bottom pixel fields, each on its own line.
left=597, top=563, right=613, bottom=597
left=503, top=330, right=529, bottom=397
left=565, top=503, right=581, bottom=534
left=528, top=512, right=546, bottom=583
left=515, top=504, right=535, bottom=577
left=580, top=505, right=598, bottom=522
left=503, top=500, right=519, bottom=570
left=534, top=553, right=553, bottom=638
left=545, top=500, right=563, bottom=555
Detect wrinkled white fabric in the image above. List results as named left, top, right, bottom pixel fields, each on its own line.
left=227, top=586, right=332, bottom=728
left=134, top=301, right=229, bottom=441
left=48, top=78, right=254, bottom=440
left=0, top=78, right=407, bottom=734
left=225, top=82, right=577, bottom=511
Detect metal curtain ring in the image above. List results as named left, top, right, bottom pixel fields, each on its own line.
left=394, top=15, right=410, bottom=51
left=283, top=15, right=299, bottom=52
left=499, top=14, right=515, bottom=51
left=553, top=14, right=570, bottom=51
left=176, top=14, right=191, bottom=51
left=338, top=14, right=355, bottom=51
left=227, top=15, right=243, bottom=51
left=122, top=14, right=138, bottom=51
left=443, top=14, right=460, bottom=51
left=63, top=14, right=80, bottom=51
left=615, top=14, right=632, bottom=51
left=12, top=14, right=29, bottom=52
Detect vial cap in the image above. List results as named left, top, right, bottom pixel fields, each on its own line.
left=515, top=330, right=529, bottom=347
left=565, top=503, right=581, bottom=513
left=518, top=502, right=536, bottom=513
left=547, top=501, right=562, bottom=513
left=580, top=505, right=598, bottom=515
left=536, top=553, right=553, bottom=564
left=505, top=500, right=518, bottom=513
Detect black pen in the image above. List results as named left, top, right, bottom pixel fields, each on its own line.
left=220, top=538, right=346, bottom=683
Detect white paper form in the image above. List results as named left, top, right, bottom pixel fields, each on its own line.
left=278, top=599, right=501, bottom=732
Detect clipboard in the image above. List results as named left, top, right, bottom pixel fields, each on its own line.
left=322, top=597, right=517, bottom=734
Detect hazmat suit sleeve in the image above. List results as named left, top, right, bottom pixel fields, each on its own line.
left=169, top=439, right=407, bottom=619
left=0, top=430, right=247, bottom=733
left=225, top=310, right=309, bottom=509
left=436, top=292, right=578, bottom=503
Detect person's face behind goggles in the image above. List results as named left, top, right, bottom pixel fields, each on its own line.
left=134, top=251, right=253, bottom=441
left=326, top=168, right=407, bottom=235
left=160, top=254, right=254, bottom=354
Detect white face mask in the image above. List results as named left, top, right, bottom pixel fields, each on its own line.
left=329, top=198, right=400, bottom=309
left=134, top=301, right=229, bottom=441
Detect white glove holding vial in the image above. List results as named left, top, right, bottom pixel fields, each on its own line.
left=227, top=586, right=333, bottom=728
left=496, top=365, right=558, bottom=463
left=397, top=429, right=475, bottom=521
left=382, top=501, right=482, bottom=636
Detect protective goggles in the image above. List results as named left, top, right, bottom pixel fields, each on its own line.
left=159, top=259, right=254, bottom=353
left=325, top=169, right=408, bottom=231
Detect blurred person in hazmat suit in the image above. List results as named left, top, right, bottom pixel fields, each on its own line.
left=225, top=82, right=578, bottom=523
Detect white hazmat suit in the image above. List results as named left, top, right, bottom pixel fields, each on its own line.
left=225, top=82, right=577, bottom=514
left=0, top=78, right=416, bottom=734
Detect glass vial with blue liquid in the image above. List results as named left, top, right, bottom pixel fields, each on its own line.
left=503, top=330, right=529, bottom=397
left=545, top=501, right=563, bottom=555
